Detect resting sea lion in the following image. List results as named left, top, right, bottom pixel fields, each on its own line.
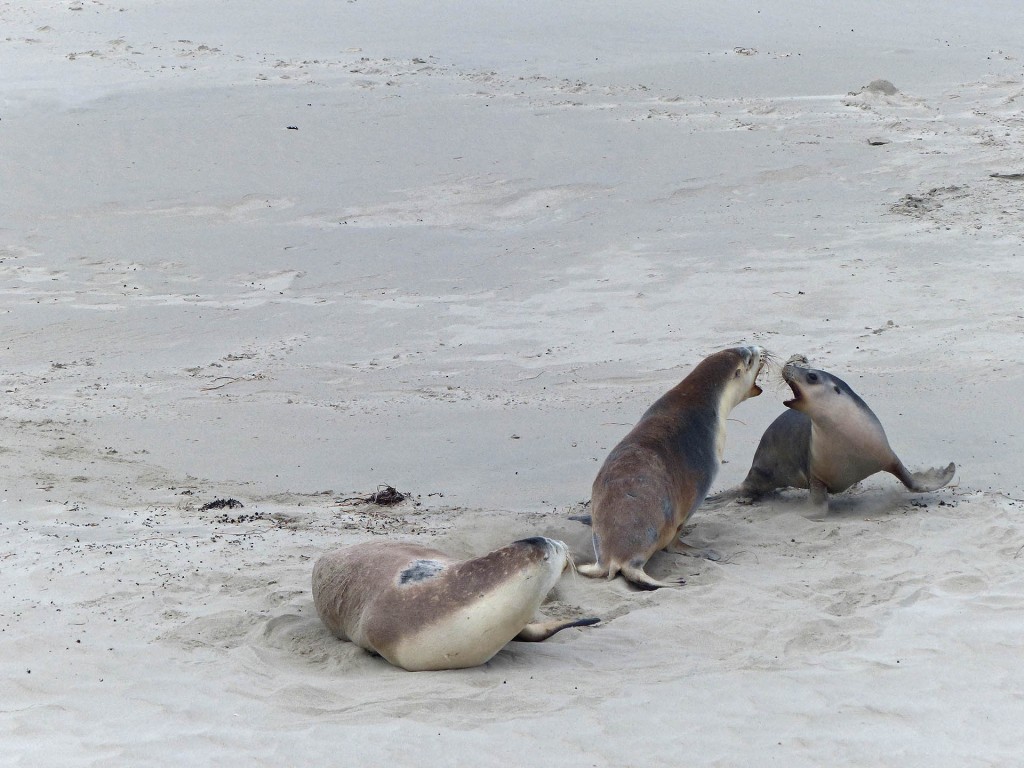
left=312, top=537, right=598, bottom=671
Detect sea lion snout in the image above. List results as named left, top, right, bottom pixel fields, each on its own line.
left=781, top=361, right=816, bottom=409
left=737, top=344, right=766, bottom=399
left=736, top=344, right=766, bottom=370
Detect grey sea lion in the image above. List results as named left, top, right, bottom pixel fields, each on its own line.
left=736, top=358, right=955, bottom=514
left=312, top=537, right=598, bottom=671
left=577, top=345, right=766, bottom=589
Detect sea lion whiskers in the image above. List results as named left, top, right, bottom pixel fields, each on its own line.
left=743, top=349, right=785, bottom=390
left=560, top=550, right=586, bottom=581
left=763, top=351, right=805, bottom=385
left=745, top=353, right=792, bottom=400
left=759, top=348, right=784, bottom=374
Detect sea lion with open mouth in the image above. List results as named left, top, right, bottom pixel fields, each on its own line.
left=736, top=356, right=955, bottom=514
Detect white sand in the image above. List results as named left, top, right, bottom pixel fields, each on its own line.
left=3, top=1, right=1024, bottom=764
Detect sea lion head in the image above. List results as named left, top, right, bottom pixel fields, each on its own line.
left=782, top=361, right=864, bottom=418
left=508, top=536, right=572, bottom=576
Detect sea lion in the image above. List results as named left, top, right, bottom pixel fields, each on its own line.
left=578, top=345, right=766, bottom=589
left=735, top=358, right=955, bottom=513
left=312, top=537, right=599, bottom=671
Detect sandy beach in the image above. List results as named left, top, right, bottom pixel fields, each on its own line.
left=3, top=1, right=1024, bottom=765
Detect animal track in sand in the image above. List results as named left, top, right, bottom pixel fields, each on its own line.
left=129, top=195, right=296, bottom=222
left=238, top=269, right=305, bottom=294
left=256, top=612, right=333, bottom=663
left=0, top=263, right=66, bottom=283
left=160, top=609, right=264, bottom=651
left=298, top=179, right=604, bottom=231
left=891, top=182, right=1024, bottom=236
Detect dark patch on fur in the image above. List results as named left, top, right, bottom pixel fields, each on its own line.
left=398, top=559, right=445, bottom=584
left=513, top=536, right=549, bottom=549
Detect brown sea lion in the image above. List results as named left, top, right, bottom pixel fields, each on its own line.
left=578, top=345, right=766, bottom=589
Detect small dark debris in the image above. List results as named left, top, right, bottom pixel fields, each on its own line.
left=286, top=125, right=299, bottom=130
left=338, top=485, right=408, bottom=506
left=200, top=498, right=244, bottom=511
left=214, top=512, right=266, bottom=524
left=367, top=486, right=406, bottom=505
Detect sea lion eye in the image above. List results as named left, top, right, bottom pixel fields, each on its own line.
left=833, top=385, right=841, bottom=394
left=807, top=372, right=818, bottom=383
left=734, top=368, right=741, bottom=378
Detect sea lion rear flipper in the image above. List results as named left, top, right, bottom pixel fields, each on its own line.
left=620, top=564, right=685, bottom=590
left=513, top=617, right=601, bottom=642
left=580, top=559, right=683, bottom=589
left=577, top=562, right=607, bottom=579
left=568, top=514, right=593, bottom=526
left=892, top=461, right=956, bottom=493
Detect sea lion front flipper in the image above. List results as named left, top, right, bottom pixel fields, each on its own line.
left=891, top=461, right=956, bottom=493
left=665, top=538, right=721, bottom=562
left=703, top=487, right=752, bottom=507
left=568, top=513, right=593, bottom=526
left=704, top=488, right=740, bottom=503
left=807, top=476, right=830, bottom=518
left=513, top=617, right=601, bottom=642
